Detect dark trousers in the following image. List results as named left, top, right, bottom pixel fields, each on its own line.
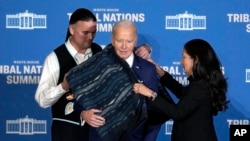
left=125, top=122, right=161, bottom=141
left=52, top=120, right=86, bottom=141
left=83, top=123, right=103, bottom=141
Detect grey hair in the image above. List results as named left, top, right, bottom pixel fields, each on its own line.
left=112, top=20, right=137, bottom=35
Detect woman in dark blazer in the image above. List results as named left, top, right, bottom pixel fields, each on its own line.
left=133, top=39, right=229, bottom=141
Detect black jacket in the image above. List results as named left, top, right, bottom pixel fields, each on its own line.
left=153, top=72, right=217, bottom=141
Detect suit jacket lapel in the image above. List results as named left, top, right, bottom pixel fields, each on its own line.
left=132, top=55, right=142, bottom=82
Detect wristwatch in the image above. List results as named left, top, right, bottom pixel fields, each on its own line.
left=149, top=91, right=157, bottom=101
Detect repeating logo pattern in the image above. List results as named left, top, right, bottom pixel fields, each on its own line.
left=6, top=10, right=47, bottom=30
left=6, top=116, right=47, bottom=135
left=165, top=11, right=206, bottom=31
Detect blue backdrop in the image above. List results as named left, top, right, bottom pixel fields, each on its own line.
left=1, top=1, right=250, bottom=141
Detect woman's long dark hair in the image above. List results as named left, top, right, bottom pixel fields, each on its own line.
left=65, top=8, right=97, bottom=41
left=184, top=39, right=229, bottom=116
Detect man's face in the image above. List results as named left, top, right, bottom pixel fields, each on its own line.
left=111, top=26, right=137, bottom=59
left=69, top=20, right=97, bottom=51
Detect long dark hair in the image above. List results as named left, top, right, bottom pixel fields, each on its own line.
left=184, top=39, right=229, bottom=116
left=65, top=8, right=97, bottom=41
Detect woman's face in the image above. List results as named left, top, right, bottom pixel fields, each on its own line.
left=181, top=49, right=194, bottom=76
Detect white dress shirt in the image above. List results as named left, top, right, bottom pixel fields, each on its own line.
left=35, top=39, right=93, bottom=108
left=125, top=53, right=134, bottom=68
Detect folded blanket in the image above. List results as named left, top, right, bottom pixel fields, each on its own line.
left=66, top=45, right=147, bottom=141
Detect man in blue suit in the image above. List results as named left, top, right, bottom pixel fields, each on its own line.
left=110, top=19, right=161, bottom=141
left=127, top=52, right=161, bottom=141
left=64, top=19, right=161, bottom=141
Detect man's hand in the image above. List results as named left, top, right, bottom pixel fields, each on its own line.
left=135, top=44, right=152, bottom=59
left=81, top=109, right=105, bottom=128
left=61, top=73, right=70, bottom=91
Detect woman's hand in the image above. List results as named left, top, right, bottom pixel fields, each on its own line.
left=133, top=83, right=153, bottom=98
left=146, top=58, right=165, bottom=77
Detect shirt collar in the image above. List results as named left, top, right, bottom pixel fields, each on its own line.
left=65, top=38, right=92, bottom=57
left=125, top=53, right=134, bottom=68
left=65, top=38, right=78, bottom=57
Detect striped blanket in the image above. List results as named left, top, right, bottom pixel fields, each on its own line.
left=66, top=45, right=147, bottom=141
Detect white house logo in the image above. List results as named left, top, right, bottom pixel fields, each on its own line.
left=165, top=11, right=206, bottom=31
left=6, top=10, right=47, bottom=30
left=6, top=115, right=47, bottom=135
left=165, top=120, right=173, bottom=135
left=246, top=69, right=250, bottom=83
